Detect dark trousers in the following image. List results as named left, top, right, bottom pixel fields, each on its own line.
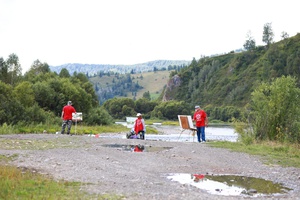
left=137, top=131, right=145, bottom=140
left=61, top=120, right=73, bottom=134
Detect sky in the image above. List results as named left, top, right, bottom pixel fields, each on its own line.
left=0, top=0, right=299, bottom=74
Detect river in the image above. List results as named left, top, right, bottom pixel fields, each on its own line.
left=114, top=122, right=238, bottom=142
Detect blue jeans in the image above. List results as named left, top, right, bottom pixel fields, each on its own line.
left=196, top=126, right=205, bottom=142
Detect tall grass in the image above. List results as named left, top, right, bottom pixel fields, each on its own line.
left=209, top=140, right=300, bottom=168
left=0, top=165, right=124, bottom=200
left=0, top=123, right=15, bottom=134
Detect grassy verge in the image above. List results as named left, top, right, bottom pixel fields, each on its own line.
left=0, top=164, right=124, bottom=200
left=0, top=120, right=231, bottom=135
left=0, top=123, right=159, bottom=135
left=208, top=141, right=300, bottom=168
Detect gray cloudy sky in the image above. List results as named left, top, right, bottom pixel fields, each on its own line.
left=0, top=0, right=299, bottom=73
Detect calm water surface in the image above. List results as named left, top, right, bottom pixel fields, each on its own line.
left=148, top=125, right=238, bottom=142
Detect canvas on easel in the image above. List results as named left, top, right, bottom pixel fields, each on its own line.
left=72, top=112, right=83, bottom=121
left=178, top=115, right=196, bottom=142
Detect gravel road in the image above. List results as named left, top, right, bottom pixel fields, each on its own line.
left=0, top=131, right=300, bottom=200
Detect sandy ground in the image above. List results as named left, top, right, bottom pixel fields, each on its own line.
left=0, top=130, right=300, bottom=200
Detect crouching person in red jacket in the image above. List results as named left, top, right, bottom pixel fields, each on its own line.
left=132, top=113, right=146, bottom=140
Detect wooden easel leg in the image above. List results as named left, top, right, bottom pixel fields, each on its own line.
left=177, top=130, right=184, bottom=141
left=193, top=130, right=195, bottom=142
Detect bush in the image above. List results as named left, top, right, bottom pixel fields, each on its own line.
left=250, top=76, right=300, bottom=143
left=85, top=107, right=113, bottom=125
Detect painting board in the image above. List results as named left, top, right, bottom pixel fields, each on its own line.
left=72, top=112, right=83, bottom=121
left=178, top=115, right=196, bottom=142
left=178, top=115, right=195, bottom=130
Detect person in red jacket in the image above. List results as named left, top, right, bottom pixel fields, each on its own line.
left=61, top=101, right=76, bottom=135
left=132, top=113, right=146, bottom=140
left=193, top=105, right=208, bottom=142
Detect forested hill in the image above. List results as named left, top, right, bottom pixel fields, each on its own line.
left=50, top=60, right=190, bottom=76
left=163, top=33, right=300, bottom=108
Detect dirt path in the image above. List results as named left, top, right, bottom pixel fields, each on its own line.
left=1, top=133, right=300, bottom=200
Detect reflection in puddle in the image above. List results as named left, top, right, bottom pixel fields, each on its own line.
left=101, top=144, right=172, bottom=152
left=167, top=173, right=291, bottom=197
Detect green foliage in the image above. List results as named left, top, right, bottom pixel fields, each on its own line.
left=24, top=60, right=50, bottom=78
left=171, top=34, right=300, bottom=109
left=262, top=22, right=274, bottom=47
left=0, top=58, right=102, bottom=126
left=250, top=76, right=300, bottom=143
left=143, top=91, right=151, bottom=100
left=59, top=68, right=71, bottom=78
left=205, top=105, right=242, bottom=122
left=85, top=107, right=113, bottom=125
left=0, top=81, right=25, bottom=125
left=243, top=31, right=256, bottom=51
left=103, top=98, right=135, bottom=119
left=151, top=100, right=191, bottom=120
left=232, top=120, right=255, bottom=145
left=0, top=123, right=15, bottom=134
left=5, top=53, right=22, bottom=85
left=134, top=98, right=158, bottom=118
left=13, top=81, right=35, bottom=107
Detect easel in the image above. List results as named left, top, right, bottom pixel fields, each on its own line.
left=178, top=115, right=196, bottom=142
left=74, top=119, right=78, bottom=135
left=72, top=112, right=83, bottom=135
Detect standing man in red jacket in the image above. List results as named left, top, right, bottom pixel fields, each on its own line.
left=193, top=105, right=208, bottom=142
left=61, top=101, right=76, bottom=135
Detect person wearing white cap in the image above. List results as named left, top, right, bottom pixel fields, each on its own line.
left=193, top=105, right=208, bottom=142
left=131, top=113, right=146, bottom=140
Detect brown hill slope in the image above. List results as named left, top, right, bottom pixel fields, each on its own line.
left=89, top=70, right=172, bottom=100
left=129, top=71, right=171, bottom=99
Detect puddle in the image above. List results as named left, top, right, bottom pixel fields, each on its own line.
left=167, top=173, right=291, bottom=197
left=101, top=144, right=172, bottom=152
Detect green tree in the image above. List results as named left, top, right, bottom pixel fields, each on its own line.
left=122, top=105, right=135, bottom=117
left=13, top=81, right=35, bottom=108
left=281, top=31, right=289, bottom=40
left=0, top=57, right=8, bottom=83
left=0, top=81, right=24, bottom=125
left=24, top=60, right=51, bottom=81
left=281, top=31, right=290, bottom=47
left=103, top=98, right=135, bottom=119
left=250, top=76, right=300, bottom=143
left=134, top=98, right=158, bottom=118
left=6, top=53, right=22, bottom=85
left=151, top=100, right=190, bottom=120
left=142, top=91, right=151, bottom=100
left=30, top=60, right=50, bottom=74
left=59, top=68, right=71, bottom=78
left=85, top=107, right=113, bottom=125
left=262, top=22, right=274, bottom=47
left=32, top=81, right=56, bottom=111
left=243, top=31, right=256, bottom=51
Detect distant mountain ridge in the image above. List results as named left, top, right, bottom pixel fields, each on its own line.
left=50, top=60, right=191, bottom=75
